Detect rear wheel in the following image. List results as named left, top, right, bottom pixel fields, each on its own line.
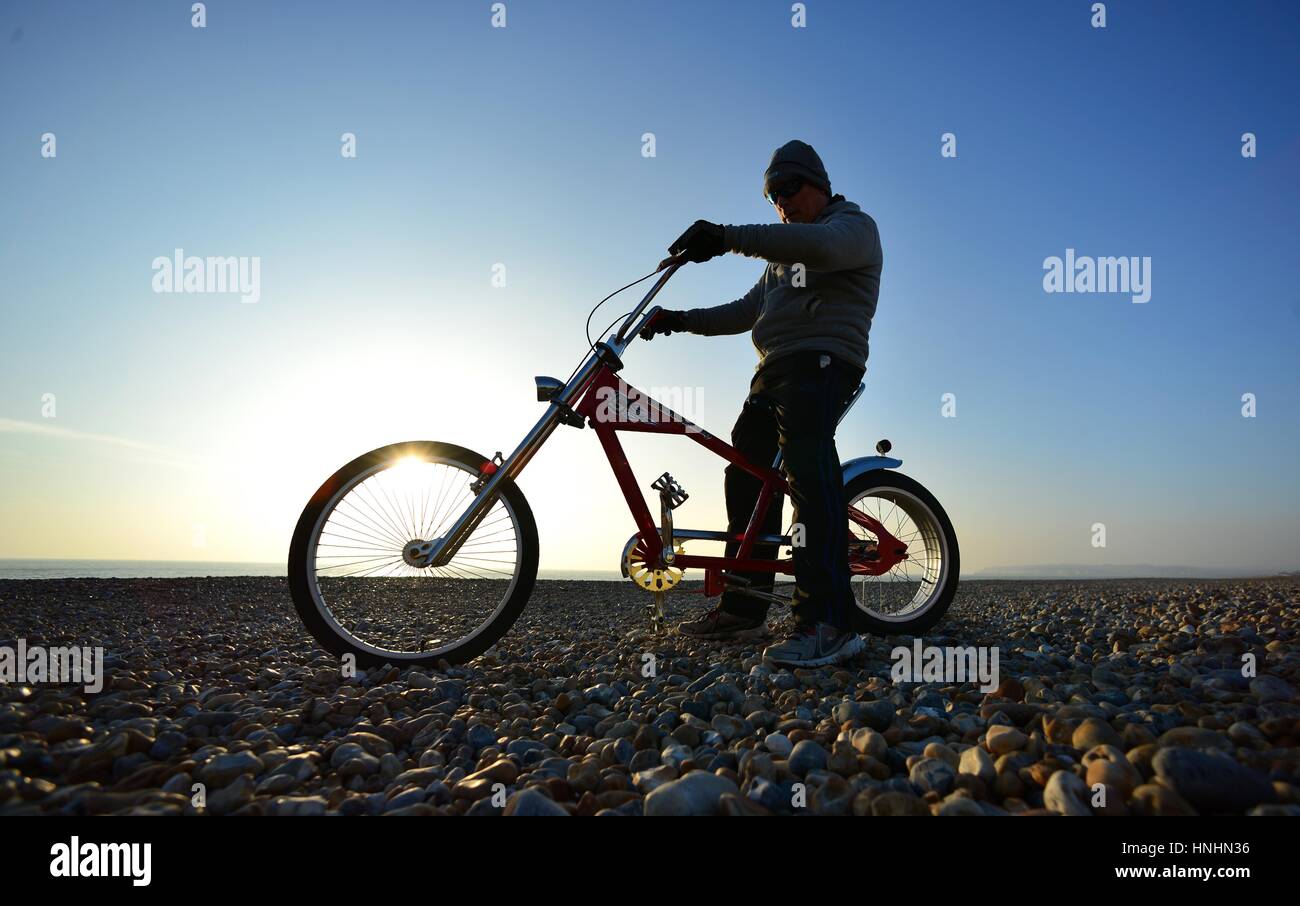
left=288, top=441, right=538, bottom=668
left=844, top=469, right=959, bottom=636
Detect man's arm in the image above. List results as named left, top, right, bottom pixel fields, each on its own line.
left=682, top=272, right=766, bottom=336
left=723, top=214, right=879, bottom=271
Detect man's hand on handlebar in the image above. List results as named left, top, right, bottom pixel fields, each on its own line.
left=668, top=220, right=726, bottom=263
left=639, top=309, right=688, bottom=341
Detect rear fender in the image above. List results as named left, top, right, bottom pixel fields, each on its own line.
left=841, top=455, right=903, bottom=485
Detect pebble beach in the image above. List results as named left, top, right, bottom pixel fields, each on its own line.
left=0, top=576, right=1296, bottom=816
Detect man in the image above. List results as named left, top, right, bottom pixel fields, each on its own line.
left=641, top=140, right=882, bottom=668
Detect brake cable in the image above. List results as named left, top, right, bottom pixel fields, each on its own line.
left=584, top=266, right=663, bottom=351
left=555, top=264, right=665, bottom=389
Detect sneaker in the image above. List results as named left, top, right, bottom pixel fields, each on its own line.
left=677, top=606, right=768, bottom=640
left=763, top=623, right=864, bottom=668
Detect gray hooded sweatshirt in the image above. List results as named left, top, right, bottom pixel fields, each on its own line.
left=682, top=195, right=881, bottom=372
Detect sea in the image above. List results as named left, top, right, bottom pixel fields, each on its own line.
left=0, top=560, right=1277, bottom=581
left=0, top=560, right=625, bottom=581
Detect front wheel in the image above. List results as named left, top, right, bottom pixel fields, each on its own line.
left=288, top=441, right=539, bottom=668
left=844, top=469, right=959, bottom=636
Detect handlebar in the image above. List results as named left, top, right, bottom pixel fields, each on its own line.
left=609, top=252, right=691, bottom=349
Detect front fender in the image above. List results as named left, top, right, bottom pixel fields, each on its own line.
left=841, top=455, right=902, bottom=485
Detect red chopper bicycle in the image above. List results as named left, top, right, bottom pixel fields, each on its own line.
left=289, top=253, right=959, bottom=667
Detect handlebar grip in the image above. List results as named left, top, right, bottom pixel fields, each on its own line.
left=657, top=251, right=690, bottom=272
left=611, top=255, right=687, bottom=347
left=616, top=305, right=661, bottom=345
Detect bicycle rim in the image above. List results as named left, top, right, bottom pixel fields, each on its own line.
left=305, top=453, right=523, bottom=661
left=848, top=486, right=949, bottom=623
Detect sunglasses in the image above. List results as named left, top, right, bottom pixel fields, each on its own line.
left=764, top=177, right=804, bottom=204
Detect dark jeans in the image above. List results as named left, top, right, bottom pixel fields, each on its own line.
left=719, top=350, right=864, bottom=630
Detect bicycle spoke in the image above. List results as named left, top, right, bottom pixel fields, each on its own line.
left=337, top=496, right=409, bottom=549
left=848, top=486, right=946, bottom=621
left=308, top=455, right=524, bottom=660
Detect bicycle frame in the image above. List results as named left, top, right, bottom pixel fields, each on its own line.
left=422, top=255, right=909, bottom=582
left=576, top=364, right=789, bottom=576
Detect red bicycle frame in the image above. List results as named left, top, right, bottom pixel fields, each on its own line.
left=569, top=365, right=909, bottom=593
left=575, top=367, right=789, bottom=578
left=423, top=254, right=908, bottom=585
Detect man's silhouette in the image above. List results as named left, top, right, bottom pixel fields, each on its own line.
left=642, top=140, right=882, bottom=668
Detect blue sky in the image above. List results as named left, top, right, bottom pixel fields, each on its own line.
left=1, top=0, right=1297, bottom=574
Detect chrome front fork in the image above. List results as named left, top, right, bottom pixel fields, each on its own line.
left=418, top=260, right=682, bottom=568
left=417, top=350, right=603, bottom=567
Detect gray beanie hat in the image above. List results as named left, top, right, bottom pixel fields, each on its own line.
left=762, top=139, right=831, bottom=198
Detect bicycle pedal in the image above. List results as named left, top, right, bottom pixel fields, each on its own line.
left=650, top=472, right=688, bottom=510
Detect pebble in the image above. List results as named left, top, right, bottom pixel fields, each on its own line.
left=1129, top=783, right=1197, bottom=816
left=1072, top=718, right=1122, bottom=750
left=937, top=794, right=985, bottom=816
left=787, top=740, right=829, bottom=779
left=206, top=775, right=254, bottom=816
left=632, top=765, right=676, bottom=794
left=266, top=795, right=328, bottom=816
left=1249, top=674, right=1294, bottom=702
left=0, top=575, right=1292, bottom=818
left=1043, top=769, right=1092, bottom=816
left=850, top=728, right=887, bottom=760
left=1156, top=727, right=1230, bottom=750
left=985, top=726, right=1027, bottom=755
left=958, top=745, right=995, bottom=786
left=763, top=732, right=793, bottom=757
left=1082, top=745, right=1141, bottom=797
left=504, top=787, right=569, bottom=816
left=1152, top=747, right=1276, bottom=814
left=909, top=757, right=956, bottom=796
left=870, top=791, right=929, bottom=816
left=643, top=771, right=739, bottom=816
left=198, top=751, right=265, bottom=788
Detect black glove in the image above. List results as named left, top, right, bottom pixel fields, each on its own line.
left=669, top=220, right=726, bottom=263
left=640, top=309, right=688, bottom=340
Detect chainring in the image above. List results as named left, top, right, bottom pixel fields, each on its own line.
left=620, top=536, right=685, bottom=592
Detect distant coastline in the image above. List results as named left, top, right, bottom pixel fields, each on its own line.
left=0, top=559, right=1292, bottom=582
left=0, top=559, right=289, bottom=580
left=0, top=560, right=625, bottom=581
